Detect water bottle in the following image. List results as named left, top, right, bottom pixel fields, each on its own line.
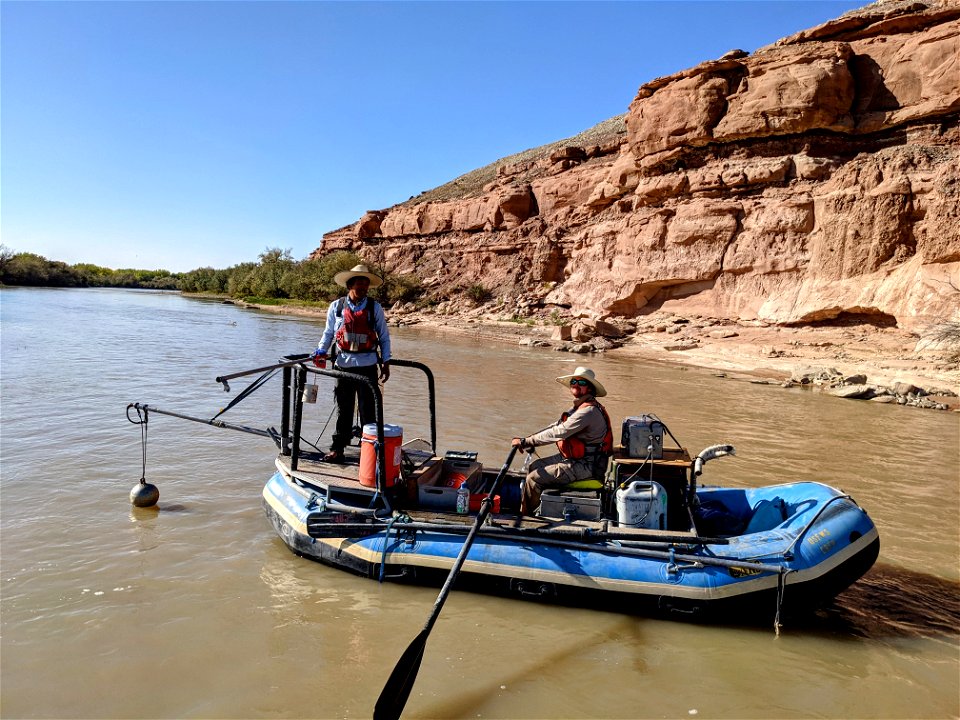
left=456, top=483, right=470, bottom=514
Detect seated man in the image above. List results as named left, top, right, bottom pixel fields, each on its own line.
left=512, top=367, right=613, bottom=515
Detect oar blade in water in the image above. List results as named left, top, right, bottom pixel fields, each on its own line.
left=374, top=446, right=518, bottom=720
left=373, top=629, right=429, bottom=720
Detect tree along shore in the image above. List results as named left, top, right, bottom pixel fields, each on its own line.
left=0, top=250, right=179, bottom=290
left=0, top=247, right=422, bottom=307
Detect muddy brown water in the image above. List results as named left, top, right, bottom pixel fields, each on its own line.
left=2, top=287, right=957, bottom=719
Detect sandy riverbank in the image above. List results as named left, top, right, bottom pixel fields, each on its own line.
left=230, top=297, right=959, bottom=411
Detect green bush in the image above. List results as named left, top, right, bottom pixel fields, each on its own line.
left=309, top=251, right=364, bottom=301
left=379, top=273, right=423, bottom=305
left=466, top=283, right=491, bottom=304
left=226, top=262, right=257, bottom=297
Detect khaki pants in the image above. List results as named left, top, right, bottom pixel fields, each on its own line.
left=521, top=452, right=599, bottom=515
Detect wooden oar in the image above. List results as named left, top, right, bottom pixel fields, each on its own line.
left=373, top=446, right=519, bottom=720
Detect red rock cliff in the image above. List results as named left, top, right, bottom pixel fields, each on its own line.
left=317, top=0, right=960, bottom=333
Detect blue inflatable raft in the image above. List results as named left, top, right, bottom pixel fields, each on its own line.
left=263, top=452, right=878, bottom=621
left=128, top=355, right=879, bottom=623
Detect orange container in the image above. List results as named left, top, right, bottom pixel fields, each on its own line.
left=440, top=459, right=482, bottom=488
left=359, top=424, right=403, bottom=488
left=469, top=494, right=501, bottom=513
left=442, top=471, right=468, bottom=488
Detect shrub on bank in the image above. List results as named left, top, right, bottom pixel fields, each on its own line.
left=466, top=283, right=491, bottom=304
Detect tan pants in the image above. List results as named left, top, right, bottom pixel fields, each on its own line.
left=521, top=452, right=598, bottom=515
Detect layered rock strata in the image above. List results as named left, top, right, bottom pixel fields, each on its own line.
left=317, top=0, right=960, bottom=335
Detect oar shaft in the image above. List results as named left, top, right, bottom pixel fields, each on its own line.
left=421, top=446, right=518, bottom=634
left=374, top=446, right=519, bottom=720
left=309, top=521, right=781, bottom=574
left=501, top=534, right=785, bottom=575
left=308, top=519, right=725, bottom=545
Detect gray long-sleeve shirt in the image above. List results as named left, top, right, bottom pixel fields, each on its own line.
left=527, top=401, right=608, bottom=448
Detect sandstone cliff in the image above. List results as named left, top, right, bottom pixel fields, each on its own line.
left=317, top=0, right=959, bottom=337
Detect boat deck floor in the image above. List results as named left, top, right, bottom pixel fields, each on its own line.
left=276, top=451, right=701, bottom=538
left=278, top=447, right=369, bottom=492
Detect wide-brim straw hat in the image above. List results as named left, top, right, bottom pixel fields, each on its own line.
left=334, top=264, right=383, bottom=288
left=555, top=366, right=607, bottom=397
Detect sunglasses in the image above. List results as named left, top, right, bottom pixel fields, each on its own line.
left=569, top=379, right=591, bottom=387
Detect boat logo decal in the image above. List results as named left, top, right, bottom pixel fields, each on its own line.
left=807, top=528, right=835, bottom=553
left=729, top=562, right=764, bottom=578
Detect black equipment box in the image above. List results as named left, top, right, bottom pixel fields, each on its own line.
left=621, top=415, right=664, bottom=459
left=444, top=450, right=479, bottom=462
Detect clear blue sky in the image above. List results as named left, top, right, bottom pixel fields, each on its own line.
left=2, top=0, right=866, bottom=273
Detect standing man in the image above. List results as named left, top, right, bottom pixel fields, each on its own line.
left=313, top=264, right=392, bottom=463
left=511, top=367, right=613, bottom=515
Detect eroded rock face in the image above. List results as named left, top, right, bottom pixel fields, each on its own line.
left=317, top=0, right=960, bottom=332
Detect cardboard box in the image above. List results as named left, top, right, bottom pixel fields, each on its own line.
left=417, top=460, right=485, bottom=510
left=411, top=456, right=443, bottom=487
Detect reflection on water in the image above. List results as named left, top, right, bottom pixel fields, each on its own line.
left=423, top=615, right=638, bottom=720
left=1, top=288, right=957, bottom=720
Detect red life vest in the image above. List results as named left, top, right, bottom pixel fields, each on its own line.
left=334, top=298, right=379, bottom=353
left=556, top=402, right=614, bottom=460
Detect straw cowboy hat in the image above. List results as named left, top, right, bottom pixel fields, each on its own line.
left=555, top=366, right=607, bottom=397
left=334, top=264, right=383, bottom=288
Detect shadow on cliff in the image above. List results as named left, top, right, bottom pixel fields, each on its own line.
left=851, top=53, right=901, bottom=116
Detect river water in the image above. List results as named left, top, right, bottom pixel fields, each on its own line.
left=1, top=287, right=957, bottom=719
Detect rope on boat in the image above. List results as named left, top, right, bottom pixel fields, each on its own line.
left=313, top=404, right=337, bottom=448
left=782, top=494, right=856, bottom=559
left=126, top=403, right=149, bottom=483
left=766, top=495, right=856, bottom=635
left=774, top=568, right=794, bottom=636
left=653, top=414, right=683, bottom=451
left=298, top=436, right=324, bottom=454
left=125, top=403, right=160, bottom=507
left=379, top=513, right=412, bottom=583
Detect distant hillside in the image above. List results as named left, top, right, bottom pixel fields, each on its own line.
left=401, top=114, right=626, bottom=205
